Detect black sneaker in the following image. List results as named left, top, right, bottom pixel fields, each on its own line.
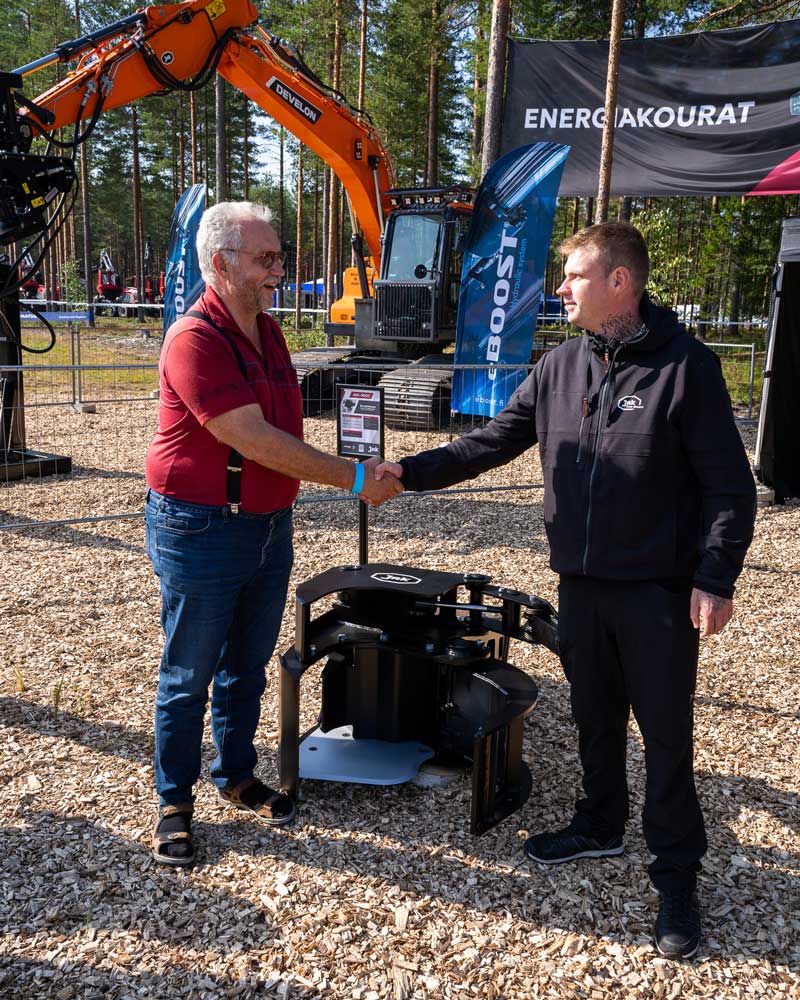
left=654, top=888, right=701, bottom=959
left=524, top=827, right=624, bottom=865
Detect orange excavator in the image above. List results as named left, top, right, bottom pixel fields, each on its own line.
left=0, top=0, right=475, bottom=426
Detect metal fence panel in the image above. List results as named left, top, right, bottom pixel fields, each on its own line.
left=1, top=326, right=760, bottom=530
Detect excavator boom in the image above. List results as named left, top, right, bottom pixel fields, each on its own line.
left=10, top=0, right=394, bottom=265
left=2, top=0, right=482, bottom=435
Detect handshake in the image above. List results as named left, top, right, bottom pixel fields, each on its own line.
left=357, top=457, right=404, bottom=507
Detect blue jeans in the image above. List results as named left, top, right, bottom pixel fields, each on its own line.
left=145, top=489, right=293, bottom=806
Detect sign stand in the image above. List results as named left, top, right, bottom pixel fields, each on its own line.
left=336, top=384, right=385, bottom=564
left=358, top=500, right=368, bottom=564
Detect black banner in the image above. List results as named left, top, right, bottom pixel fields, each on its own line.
left=502, top=20, right=800, bottom=197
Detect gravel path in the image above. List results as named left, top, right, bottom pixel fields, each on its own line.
left=0, top=411, right=797, bottom=999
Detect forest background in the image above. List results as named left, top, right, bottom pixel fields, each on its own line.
left=2, top=0, right=800, bottom=333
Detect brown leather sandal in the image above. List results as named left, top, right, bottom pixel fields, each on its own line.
left=152, top=803, right=195, bottom=867
left=218, top=777, right=296, bottom=826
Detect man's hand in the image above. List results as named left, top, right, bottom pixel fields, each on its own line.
left=359, top=457, right=403, bottom=507
left=373, top=460, right=403, bottom=482
left=690, top=587, right=733, bottom=637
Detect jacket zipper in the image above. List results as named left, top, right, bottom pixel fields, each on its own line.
left=576, top=397, right=588, bottom=464
left=581, top=344, right=620, bottom=574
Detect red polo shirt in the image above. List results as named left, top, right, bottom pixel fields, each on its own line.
left=145, top=288, right=304, bottom=512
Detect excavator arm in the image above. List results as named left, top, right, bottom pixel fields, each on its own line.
left=3, top=0, right=394, bottom=267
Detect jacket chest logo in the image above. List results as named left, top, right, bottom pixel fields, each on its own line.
left=617, top=395, right=644, bottom=411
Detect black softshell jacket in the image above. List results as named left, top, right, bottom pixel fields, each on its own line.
left=401, top=298, right=756, bottom=598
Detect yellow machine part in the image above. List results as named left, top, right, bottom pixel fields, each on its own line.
left=330, top=264, right=376, bottom=325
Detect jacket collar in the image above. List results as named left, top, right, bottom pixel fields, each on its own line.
left=586, top=291, right=687, bottom=357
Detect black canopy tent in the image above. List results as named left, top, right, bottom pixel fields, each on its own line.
left=753, top=217, right=800, bottom=503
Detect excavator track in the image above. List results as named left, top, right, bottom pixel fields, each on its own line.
left=291, top=347, right=383, bottom=417
left=379, top=364, right=453, bottom=430
left=291, top=347, right=353, bottom=416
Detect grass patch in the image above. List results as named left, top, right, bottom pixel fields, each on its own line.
left=18, top=317, right=760, bottom=409
left=20, top=322, right=161, bottom=398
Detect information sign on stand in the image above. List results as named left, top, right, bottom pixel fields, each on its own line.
left=336, top=385, right=384, bottom=459
left=336, top=385, right=384, bottom=564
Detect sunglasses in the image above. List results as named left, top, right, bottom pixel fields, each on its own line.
left=223, top=248, right=287, bottom=269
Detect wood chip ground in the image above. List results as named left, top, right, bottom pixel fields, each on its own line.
left=1, top=408, right=798, bottom=999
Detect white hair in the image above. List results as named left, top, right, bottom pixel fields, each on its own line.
left=196, top=201, right=275, bottom=288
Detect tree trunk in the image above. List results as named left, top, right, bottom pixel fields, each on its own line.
left=44, top=244, right=54, bottom=304
left=190, top=91, right=198, bottom=185
left=74, top=0, right=94, bottom=322
left=424, top=2, right=439, bottom=188
left=203, top=91, right=209, bottom=184
left=332, top=0, right=342, bottom=96
left=215, top=75, right=227, bottom=201
left=279, top=127, right=285, bottom=243
left=325, top=0, right=343, bottom=338
left=313, top=163, right=320, bottom=307
left=79, top=146, right=93, bottom=320
left=243, top=97, right=250, bottom=199
left=671, top=199, right=686, bottom=307
left=358, top=0, right=368, bottom=114
left=727, top=194, right=746, bottom=335
left=338, top=183, right=345, bottom=293
left=295, top=148, right=304, bottom=331
left=616, top=0, right=645, bottom=225
left=471, top=0, right=486, bottom=172
left=699, top=195, right=719, bottom=331
left=689, top=198, right=707, bottom=335
left=54, top=201, right=63, bottom=299
left=481, top=0, right=510, bottom=179
left=131, top=105, right=145, bottom=323
left=322, top=167, right=329, bottom=311
left=277, top=128, right=285, bottom=310
left=178, top=94, right=186, bottom=194
left=595, top=0, right=625, bottom=223
left=326, top=173, right=340, bottom=337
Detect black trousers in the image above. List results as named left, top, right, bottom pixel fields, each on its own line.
left=557, top=575, right=707, bottom=892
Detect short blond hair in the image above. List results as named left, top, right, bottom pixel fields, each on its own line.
left=560, top=222, right=649, bottom=296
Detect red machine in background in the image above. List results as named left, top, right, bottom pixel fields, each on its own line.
left=17, top=252, right=41, bottom=298
left=117, top=237, right=164, bottom=314
left=94, top=248, right=123, bottom=313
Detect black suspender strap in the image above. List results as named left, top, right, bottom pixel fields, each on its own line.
left=185, top=309, right=248, bottom=514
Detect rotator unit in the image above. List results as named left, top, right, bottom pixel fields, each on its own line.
left=278, top=562, right=559, bottom=835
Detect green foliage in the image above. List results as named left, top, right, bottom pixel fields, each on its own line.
left=633, top=194, right=797, bottom=326
left=4, top=0, right=797, bottom=327
left=59, top=257, right=85, bottom=303
left=368, top=0, right=470, bottom=185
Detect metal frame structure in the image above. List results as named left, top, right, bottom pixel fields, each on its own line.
left=278, top=562, right=559, bottom=835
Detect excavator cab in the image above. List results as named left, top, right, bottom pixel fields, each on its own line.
left=346, top=188, right=473, bottom=356
left=365, top=188, right=473, bottom=354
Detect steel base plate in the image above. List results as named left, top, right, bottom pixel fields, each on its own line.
left=299, top=725, right=434, bottom=785
left=0, top=449, right=72, bottom=483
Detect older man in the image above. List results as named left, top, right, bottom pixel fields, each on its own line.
left=374, top=222, right=756, bottom=958
left=145, top=201, right=399, bottom=866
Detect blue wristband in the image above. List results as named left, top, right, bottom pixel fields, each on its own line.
left=351, top=462, right=365, bottom=495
